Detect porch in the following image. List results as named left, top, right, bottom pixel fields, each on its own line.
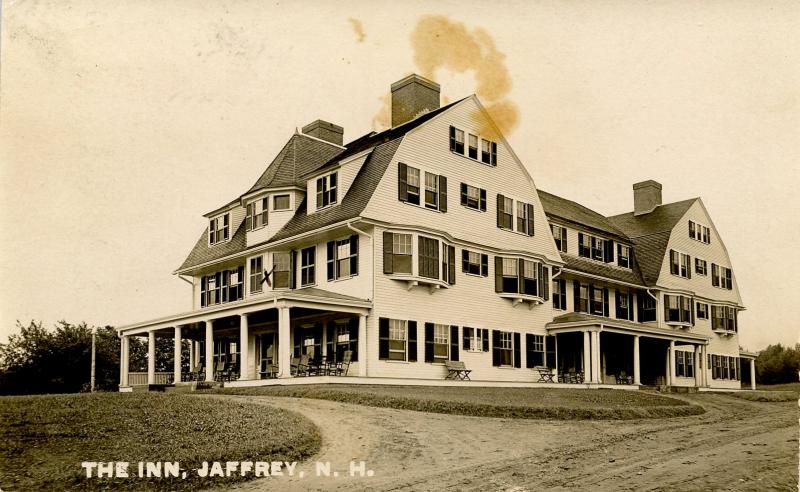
left=117, top=288, right=371, bottom=390
left=547, top=313, right=711, bottom=388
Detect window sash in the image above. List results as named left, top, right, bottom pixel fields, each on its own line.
left=468, top=134, right=478, bottom=159
left=249, top=256, right=263, bottom=293
left=424, top=172, right=438, bottom=209
left=273, top=194, right=290, bottom=210
left=388, top=319, right=407, bottom=361
left=300, top=247, right=315, bottom=286
left=500, top=197, right=513, bottom=229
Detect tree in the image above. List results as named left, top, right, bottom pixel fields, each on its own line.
left=755, top=343, right=800, bottom=385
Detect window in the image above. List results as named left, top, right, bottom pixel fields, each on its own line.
left=389, top=319, right=408, bottom=361
left=498, top=195, right=513, bottom=230
left=432, top=324, right=449, bottom=363
left=463, top=327, right=489, bottom=352
left=326, top=235, right=358, bottom=281
left=462, top=249, right=488, bottom=276
left=591, top=236, right=604, bottom=261
left=616, top=290, right=634, bottom=320
left=725, top=306, right=737, bottom=332
left=497, top=331, right=513, bottom=366
left=670, top=250, right=691, bottom=278
left=696, top=302, right=709, bottom=319
left=528, top=334, right=545, bottom=366
left=468, top=134, right=478, bottom=159
left=553, top=279, right=567, bottom=310
left=500, top=257, right=518, bottom=294
left=711, top=305, right=725, bottom=331
left=273, top=194, right=290, bottom=211
left=460, top=183, right=486, bottom=211
left=300, top=247, right=315, bottom=286
left=272, top=252, right=291, bottom=289
left=249, top=256, right=263, bottom=294
left=449, top=126, right=465, bottom=154
left=617, top=244, right=630, bottom=268
left=406, top=165, right=421, bottom=205
left=664, top=294, right=693, bottom=324
left=418, top=236, right=439, bottom=279
left=481, top=139, right=497, bottom=165
left=209, top=214, right=230, bottom=245
left=316, top=172, right=338, bottom=209
left=201, top=266, right=244, bottom=307
left=689, top=220, right=711, bottom=244
left=246, top=198, right=269, bottom=231
left=441, top=243, right=456, bottom=285
left=711, top=354, right=740, bottom=380
left=521, top=260, right=541, bottom=296
left=578, top=233, right=612, bottom=262
left=390, top=233, right=413, bottom=274
left=591, top=287, right=606, bottom=316
left=577, top=284, right=589, bottom=313
left=336, top=240, right=352, bottom=278
left=712, top=264, right=733, bottom=289
left=639, top=292, right=656, bottom=322
left=551, top=225, right=567, bottom=253
left=676, top=351, right=695, bottom=378
left=695, top=258, right=707, bottom=276
left=517, top=202, right=529, bottom=235
left=424, top=172, right=438, bottom=209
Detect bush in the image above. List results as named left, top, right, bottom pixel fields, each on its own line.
left=756, top=344, right=800, bottom=385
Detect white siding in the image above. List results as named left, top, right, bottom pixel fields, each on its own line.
left=246, top=190, right=304, bottom=247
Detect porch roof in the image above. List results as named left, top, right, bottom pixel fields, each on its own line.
left=117, top=287, right=371, bottom=336
left=546, top=312, right=710, bottom=343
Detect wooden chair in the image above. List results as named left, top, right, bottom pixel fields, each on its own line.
left=291, top=355, right=309, bottom=376
left=259, top=360, right=278, bottom=379
left=445, top=360, right=472, bottom=380
left=330, top=350, right=352, bottom=376
left=615, top=371, right=633, bottom=385
left=535, top=366, right=555, bottom=383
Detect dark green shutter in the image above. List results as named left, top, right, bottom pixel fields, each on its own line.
left=517, top=258, right=524, bottom=294
left=448, top=246, right=456, bottom=285
left=604, top=240, right=614, bottom=263
left=290, top=250, right=297, bottom=289
left=461, top=249, right=469, bottom=272
left=408, top=321, right=417, bottom=362
left=326, top=241, right=335, bottom=281
left=449, top=126, right=456, bottom=151
left=513, top=332, right=521, bottom=368
left=463, top=327, right=471, bottom=350
left=496, top=194, right=504, bottom=227
left=439, top=175, right=447, bottom=212
left=526, top=203, right=535, bottom=236
left=398, top=162, right=408, bottom=202
left=495, top=256, right=503, bottom=292
left=482, top=329, right=489, bottom=352
left=687, top=255, right=692, bottom=279
left=378, top=318, right=389, bottom=360
left=424, top=322, right=434, bottom=363
left=246, top=203, right=252, bottom=230
left=460, top=183, right=467, bottom=206
left=350, top=235, right=359, bottom=276
left=545, top=335, right=556, bottom=368
left=573, top=281, right=581, bottom=312
left=543, top=267, right=550, bottom=300
left=603, top=288, right=609, bottom=317
left=383, top=231, right=394, bottom=274
left=450, top=325, right=459, bottom=361
left=492, top=330, right=501, bottom=366
left=525, top=334, right=535, bottom=368
left=480, top=188, right=487, bottom=211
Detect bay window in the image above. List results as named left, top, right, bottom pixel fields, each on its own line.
left=664, top=294, right=693, bottom=324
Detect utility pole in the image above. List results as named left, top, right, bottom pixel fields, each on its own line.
left=91, top=327, right=96, bottom=393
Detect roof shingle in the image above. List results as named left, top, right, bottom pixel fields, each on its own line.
left=538, top=190, right=628, bottom=241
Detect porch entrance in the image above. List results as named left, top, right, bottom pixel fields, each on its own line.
left=639, top=337, right=669, bottom=385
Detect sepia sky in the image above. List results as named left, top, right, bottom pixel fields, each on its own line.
left=1, top=0, right=798, bottom=350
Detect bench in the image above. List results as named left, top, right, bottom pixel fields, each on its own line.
left=534, top=366, right=555, bottom=383
left=445, top=360, right=472, bottom=380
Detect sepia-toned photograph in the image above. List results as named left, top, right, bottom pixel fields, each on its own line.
left=1, top=1, right=798, bottom=490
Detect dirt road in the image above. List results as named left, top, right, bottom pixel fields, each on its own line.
left=214, top=393, right=797, bottom=491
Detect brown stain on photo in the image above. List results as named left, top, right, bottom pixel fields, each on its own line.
left=410, top=15, right=519, bottom=137
left=348, top=17, right=366, bottom=43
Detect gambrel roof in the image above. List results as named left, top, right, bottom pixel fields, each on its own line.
left=538, top=190, right=629, bottom=242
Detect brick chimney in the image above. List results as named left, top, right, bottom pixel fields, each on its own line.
left=391, top=74, right=440, bottom=127
left=302, top=120, right=344, bottom=146
left=633, top=180, right=663, bottom=216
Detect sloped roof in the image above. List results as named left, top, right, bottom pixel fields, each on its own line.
left=538, top=190, right=629, bottom=241
left=607, top=198, right=697, bottom=287
left=301, top=97, right=469, bottom=178
left=268, top=138, right=403, bottom=242
left=246, top=133, right=343, bottom=193
left=606, top=198, right=697, bottom=238
left=177, top=220, right=247, bottom=272
left=560, top=253, right=644, bottom=286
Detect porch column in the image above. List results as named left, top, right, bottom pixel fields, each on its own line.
left=554, top=334, right=559, bottom=383
left=120, top=335, right=130, bottom=387
left=147, top=331, right=156, bottom=385
left=173, top=326, right=182, bottom=383
left=592, top=331, right=601, bottom=384
left=358, top=314, right=367, bottom=377
left=701, top=345, right=708, bottom=387
left=278, top=306, right=291, bottom=378
left=633, top=335, right=641, bottom=385
left=204, top=320, right=214, bottom=382
left=239, top=314, right=249, bottom=380
left=582, top=331, right=591, bottom=382
left=694, top=346, right=701, bottom=387
left=750, top=359, right=756, bottom=390
left=668, top=340, right=676, bottom=386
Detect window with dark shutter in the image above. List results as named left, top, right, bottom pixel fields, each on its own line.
left=461, top=183, right=486, bottom=211
left=450, top=325, right=459, bottom=361
left=424, top=323, right=434, bottom=363
left=398, top=162, right=408, bottom=202
left=497, top=194, right=512, bottom=229
left=545, top=336, right=556, bottom=368
left=711, top=263, right=720, bottom=287
left=513, top=332, right=521, bottom=368
left=603, top=240, right=614, bottom=263
left=418, top=236, right=439, bottom=279
left=526, top=334, right=544, bottom=367
left=439, top=175, right=447, bottom=212
left=578, top=233, right=590, bottom=258
left=526, top=203, right=535, bottom=236
left=326, top=241, right=335, bottom=281
left=468, top=134, right=478, bottom=159
left=408, top=321, right=418, bottom=362
left=383, top=231, right=394, bottom=274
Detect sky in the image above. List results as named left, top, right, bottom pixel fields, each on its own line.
left=1, top=0, right=798, bottom=351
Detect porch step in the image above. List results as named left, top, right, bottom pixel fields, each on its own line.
left=163, top=381, right=221, bottom=393
left=641, top=385, right=698, bottom=394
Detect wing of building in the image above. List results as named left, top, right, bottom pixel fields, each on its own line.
left=117, top=74, right=755, bottom=391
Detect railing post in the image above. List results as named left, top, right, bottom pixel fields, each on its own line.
left=205, top=320, right=214, bottom=382
left=358, top=314, right=367, bottom=377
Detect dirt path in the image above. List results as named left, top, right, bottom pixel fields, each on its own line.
left=212, top=393, right=797, bottom=491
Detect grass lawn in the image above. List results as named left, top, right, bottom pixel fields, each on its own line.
left=756, top=382, right=800, bottom=393
left=215, top=384, right=704, bottom=420
left=0, top=392, right=320, bottom=491
left=723, top=382, right=800, bottom=402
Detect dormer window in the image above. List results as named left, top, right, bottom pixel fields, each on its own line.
left=246, top=198, right=268, bottom=231
left=617, top=244, right=630, bottom=268
left=209, top=214, right=230, bottom=245
left=273, top=194, right=291, bottom=211
left=316, top=172, right=338, bottom=209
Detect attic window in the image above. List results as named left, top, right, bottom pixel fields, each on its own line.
left=209, top=213, right=230, bottom=245
left=273, top=194, right=291, bottom=211
left=316, top=172, right=338, bottom=209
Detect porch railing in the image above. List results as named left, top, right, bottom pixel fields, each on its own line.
left=128, top=372, right=174, bottom=385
